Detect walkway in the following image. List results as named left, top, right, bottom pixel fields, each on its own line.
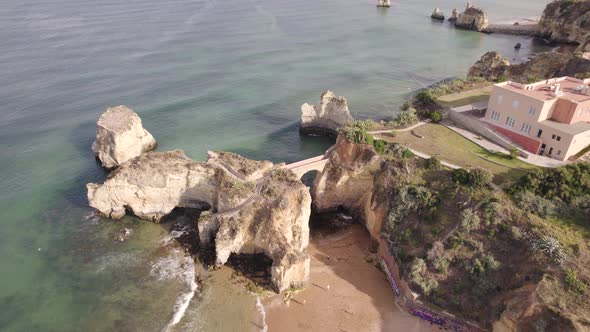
left=442, top=120, right=567, bottom=168
left=284, top=155, right=329, bottom=178
left=368, top=120, right=427, bottom=135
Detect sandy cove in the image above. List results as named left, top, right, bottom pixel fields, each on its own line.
left=263, top=223, right=434, bottom=332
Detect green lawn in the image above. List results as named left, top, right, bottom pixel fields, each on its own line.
left=377, top=123, right=539, bottom=184
left=435, top=86, right=493, bottom=108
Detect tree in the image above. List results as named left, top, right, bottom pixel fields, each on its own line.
left=509, top=146, right=519, bottom=159
left=429, top=111, right=443, bottom=123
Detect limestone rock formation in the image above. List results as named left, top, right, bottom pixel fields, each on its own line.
left=431, top=8, right=445, bottom=21
left=87, top=149, right=311, bottom=292
left=376, top=0, right=391, bottom=8
left=300, top=91, right=354, bottom=136
left=538, top=0, right=590, bottom=52
left=468, top=51, right=590, bottom=82
left=467, top=51, right=511, bottom=80
left=449, top=8, right=458, bottom=22
left=91, top=106, right=157, bottom=169
left=312, top=136, right=390, bottom=238
left=455, top=2, right=488, bottom=31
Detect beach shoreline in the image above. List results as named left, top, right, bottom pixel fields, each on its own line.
left=263, top=223, right=433, bottom=332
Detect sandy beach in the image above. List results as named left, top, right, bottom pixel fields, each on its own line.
left=263, top=223, right=434, bottom=332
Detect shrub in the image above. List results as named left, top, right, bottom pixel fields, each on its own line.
left=483, top=201, right=502, bottom=225
left=429, top=111, right=443, bottom=123
left=466, top=254, right=500, bottom=276
left=469, top=168, right=492, bottom=188
left=571, top=195, right=590, bottom=210
left=373, top=140, right=386, bottom=154
left=415, top=89, right=435, bottom=105
left=400, top=101, right=412, bottom=111
left=401, top=148, right=415, bottom=159
left=510, top=163, right=590, bottom=203
left=460, top=209, right=481, bottom=231
left=565, top=268, right=586, bottom=295
left=390, top=107, right=418, bottom=128
left=515, top=191, right=557, bottom=217
left=433, top=256, right=450, bottom=275
left=509, top=146, right=519, bottom=159
left=452, top=168, right=470, bottom=185
left=452, top=168, right=492, bottom=188
left=426, top=157, right=442, bottom=170
left=497, top=75, right=508, bottom=82
left=387, top=185, right=438, bottom=226
left=339, top=122, right=374, bottom=145
left=409, top=258, right=439, bottom=295
left=531, top=235, right=566, bottom=264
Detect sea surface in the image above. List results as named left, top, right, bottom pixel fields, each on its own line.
left=0, top=0, right=551, bottom=331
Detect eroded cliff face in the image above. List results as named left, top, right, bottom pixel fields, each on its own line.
left=468, top=51, right=590, bottom=82
left=300, top=90, right=354, bottom=136
left=539, top=0, right=590, bottom=51
left=312, top=136, right=390, bottom=238
left=92, top=106, right=157, bottom=169
left=87, top=149, right=311, bottom=292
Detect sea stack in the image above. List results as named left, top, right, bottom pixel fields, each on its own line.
left=449, top=8, right=458, bottom=22
left=431, top=8, right=445, bottom=21
left=376, top=0, right=391, bottom=8
left=300, top=90, right=354, bottom=136
left=91, top=105, right=157, bottom=169
left=455, top=2, right=489, bottom=31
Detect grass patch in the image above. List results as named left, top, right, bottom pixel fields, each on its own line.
left=376, top=123, right=537, bottom=184
left=435, top=86, right=493, bottom=108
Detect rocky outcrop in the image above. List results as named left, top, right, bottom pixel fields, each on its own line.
left=300, top=91, right=354, bottom=136
left=538, top=0, right=590, bottom=52
left=431, top=8, right=444, bottom=21
left=376, top=0, right=391, bottom=8
left=449, top=8, right=458, bottom=22
left=312, top=136, right=392, bottom=238
left=468, top=51, right=590, bottom=82
left=92, top=106, right=157, bottom=169
left=87, top=149, right=311, bottom=292
left=467, top=51, right=511, bottom=80
left=455, top=3, right=488, bottom=31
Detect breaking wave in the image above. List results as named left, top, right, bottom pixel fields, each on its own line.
left=151, top=248, right=199, bottom=332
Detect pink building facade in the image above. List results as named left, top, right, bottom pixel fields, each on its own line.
left=483, top=77, right=590, bottom=161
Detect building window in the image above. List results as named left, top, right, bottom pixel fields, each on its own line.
left=505, top=116, right=515, bottom=128
left=537, top=129, right=543, bottom=138
left=557, top=136, right=561, bottom=141
left=491, top=111, right=500, bottom=121
left=541, top=143, right=546, bottom=149
left=548, top=147, right=553, bottom=155
left=552, top=134, right=562, bottom=141
left=529, top=106, right=537, bottom=115
left=520, top=123, right=532, bottom=134
left=512, top=100, right=519, bottom=109
left=557, top=150, right=561, bottom=156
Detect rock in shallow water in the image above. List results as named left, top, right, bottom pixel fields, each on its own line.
left=92, top=105, right=157, bottom=169
left=300, top=90, right=354, bottom=136
left=87, top=149, right=311, bottom=292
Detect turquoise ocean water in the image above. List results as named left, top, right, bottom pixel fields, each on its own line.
left=0, top=0, right=551, bottom=330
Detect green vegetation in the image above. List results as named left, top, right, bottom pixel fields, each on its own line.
left=426, top=157, right=442, bottom=170
left=509, top=146, right=519, bottom=160
left=565, top=268, right=587, bottom=295
left=531, top=235, right=567, bottom=264
left=429, top=111, right=443, bottom=123
left=387, top=185, right=438, bottom=227
left=460, top=209, right=481, bottom=231
left=388, top=107, right=418, bottom=128
left=452, top=167, right=492, bottom=188
left=339, top=120, right=374, bottom=145
left=376, top=123, right=536, bottom=183
left=510, top=163, right=590, bottom=203
left=409, top=258, right=438, bottom=295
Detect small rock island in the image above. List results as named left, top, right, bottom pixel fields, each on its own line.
left=300, top=90, right=354, bottom=136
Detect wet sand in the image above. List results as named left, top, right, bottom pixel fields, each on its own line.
left=264, top=224, right=434, bottom=332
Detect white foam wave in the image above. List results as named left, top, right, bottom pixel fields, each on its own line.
left=255, top=296, right=268, bottom=332
left=151, top=248, right=199, bottom=332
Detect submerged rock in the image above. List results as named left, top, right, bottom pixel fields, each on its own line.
left=431, top=8, right=445, bottom=21
left=300, top=91, right=354, bottom=136
left=87, top=149, right=311, bottom=292
left=514, top=42, right=522, bottom=49
left=92, top=106, right=157, bottom=169
left=455, top=2, right=488, bottom=31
